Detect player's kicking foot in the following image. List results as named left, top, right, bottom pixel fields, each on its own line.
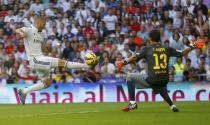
left=18, top=89, right=26, bottom=104
left=122, top=103, right=138, bottom=112
left=171, top=105, right=179, bottom=112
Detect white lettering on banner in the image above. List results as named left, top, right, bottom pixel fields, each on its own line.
left=0, top=83, right=209, bottom=104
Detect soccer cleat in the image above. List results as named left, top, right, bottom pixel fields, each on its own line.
left=171, top=105, right=179, bottom=112
left=122, top=103, right=138, bottom=112
left=18, top=89, right=26, bottom=104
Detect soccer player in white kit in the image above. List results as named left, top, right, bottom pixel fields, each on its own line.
left=16, top=16, right=97, bottom=104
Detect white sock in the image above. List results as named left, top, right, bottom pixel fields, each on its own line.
left=65, top=61, right=89, bottom=69
left=130, top=101, right=136, bottom=104
left=22, top=81, right=46, bottom=94
left=170, top=105, right=176, bottom=109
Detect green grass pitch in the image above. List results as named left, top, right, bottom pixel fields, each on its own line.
left=0, top=102, right=209, bottom=125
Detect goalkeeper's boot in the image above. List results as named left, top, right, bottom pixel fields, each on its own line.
left=18, top=89, right=26, bottom=104
left=171, top=105, right=179, bottom=112
left=122, top=103, right=138, bottom=112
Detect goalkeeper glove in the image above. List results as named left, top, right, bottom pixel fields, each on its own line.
left=189, top=39, right=204, bottom=50
left=116, top=59, right=128, bottom=72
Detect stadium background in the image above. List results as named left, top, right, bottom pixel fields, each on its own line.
left=0, top=0, right=210, bottom=101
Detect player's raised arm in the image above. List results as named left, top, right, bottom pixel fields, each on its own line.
left=15, top=28, right=25, bottom=38
left=169, top=39, right=204, bottom=57
left=183, top=39, right=204, bottom=56
left=15, top=27, right=28, bottom=38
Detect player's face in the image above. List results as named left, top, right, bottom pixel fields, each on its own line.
left=35, top=19, right=46, bottom=32
left=148, top=37, right=152, bottom=45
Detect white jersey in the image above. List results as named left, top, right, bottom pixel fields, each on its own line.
left=21, top=25, right=44, bottom=58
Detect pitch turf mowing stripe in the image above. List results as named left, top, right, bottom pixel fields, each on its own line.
left=0, top=110, right=100, bottom=119
left=0, top=102, right=209, bottom=125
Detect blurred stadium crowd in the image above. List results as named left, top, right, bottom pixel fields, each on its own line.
left=0, top=0, right=210, bottom=84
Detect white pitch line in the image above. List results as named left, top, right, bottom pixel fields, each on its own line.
left=6, top=110, right=100, bottom=118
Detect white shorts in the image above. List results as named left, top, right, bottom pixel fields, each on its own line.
left=28, top=55, right=59, bottom=80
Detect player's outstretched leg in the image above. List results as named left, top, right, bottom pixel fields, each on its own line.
left=18, top=78, right=51, bottom=104
left=49, top=57, right=98, bottom=70
left=18, top=55, right=99, bottom=104
left=122, top=75, right=137, bottom=112
left=159, top=87, right=179, bottom=112
left=122, top=73, right=150, bottom=112
left=34, top=55, right=99, bottom=71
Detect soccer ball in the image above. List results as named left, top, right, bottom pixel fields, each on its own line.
left=84, top=53, right=97, bottom=65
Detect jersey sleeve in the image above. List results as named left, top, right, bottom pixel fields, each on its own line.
left=168, top=47, right=183, bottom=57
left=135, top=47, right=147, bottom=61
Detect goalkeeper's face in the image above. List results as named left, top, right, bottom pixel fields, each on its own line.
left=35, top=17, right=46, bottom=32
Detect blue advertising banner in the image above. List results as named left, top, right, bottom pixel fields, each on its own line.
left=0, top=82, right=210, bottom=104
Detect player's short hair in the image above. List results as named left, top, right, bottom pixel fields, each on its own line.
left=35, top=16, right=46, bottom=23
left=149, top=30, right=160, bottom=43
